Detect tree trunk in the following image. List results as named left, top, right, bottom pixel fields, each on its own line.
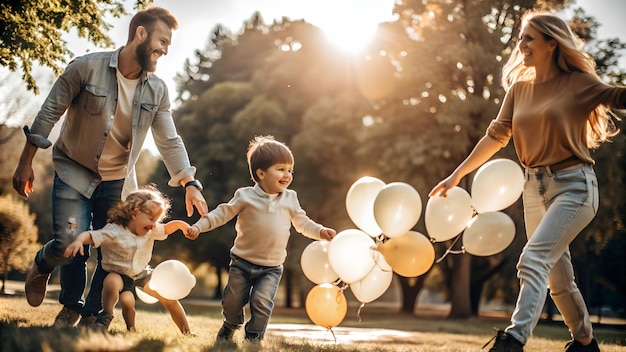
left=449, top=253, right=472, bottom=318
left=1, top=265, right=7, bottom=294
left=398, top=275, right=427, bottom=314
left=470, top=277, right=484, bottom=316
left=213, top=266, right=223, bottom=300
left=284, top=268, right=293, bottom=308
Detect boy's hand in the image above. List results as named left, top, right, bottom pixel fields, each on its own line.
left=64, top=242, right=83, bottom=258
left=186, top=225, right=200, bottom=240
left=320, top=228, right=336, bottom=241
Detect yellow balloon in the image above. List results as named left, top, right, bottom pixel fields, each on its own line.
left=305, top=283, right=347, bottom=328
left=376, top=231, right=435, bottom=277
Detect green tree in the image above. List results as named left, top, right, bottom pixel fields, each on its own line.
left=0, top=0, right=149, bottom=94
left=0, top=194, right=39, bottom=293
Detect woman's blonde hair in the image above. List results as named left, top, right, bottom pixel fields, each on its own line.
left=502, top=10, right=618, bottom=148
left=107, top=184, right=171, bottom=227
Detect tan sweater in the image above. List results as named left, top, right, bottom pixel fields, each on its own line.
left=487, top=71, right=626, bottom=167
left=193, top=184, right=323, bottom=266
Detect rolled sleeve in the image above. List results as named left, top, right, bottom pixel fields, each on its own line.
left=167, top=166, right=197, bottom=187
left=485, top=87, right=514, bottom=147
left=486, top=119, right=511, bottom=146
left=23, top=126, right=53, bottom=149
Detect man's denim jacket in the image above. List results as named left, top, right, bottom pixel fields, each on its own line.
left=26, top=47, right=195, bottom=199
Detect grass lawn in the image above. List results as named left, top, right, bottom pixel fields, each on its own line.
left=1, top=295, right=625, bottom=351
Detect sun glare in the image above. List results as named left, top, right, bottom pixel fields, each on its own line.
left=305, top=1, right=394, bottom=54
left=319, top=19, right=379, bottom=54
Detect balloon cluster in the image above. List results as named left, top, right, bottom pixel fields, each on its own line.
left=425, top=158, right=523, bottom=257
left=302, top=158, right=524, bottom=330
left=135, top=260, right=197, bottom=304
left=302, top=178, right=433, bottom=329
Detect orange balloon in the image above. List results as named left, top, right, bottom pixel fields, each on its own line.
left=376, top=231, right=435, bottom=277
left=305, top=283, right=347, bottom=328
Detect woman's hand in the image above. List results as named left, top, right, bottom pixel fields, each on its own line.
left=429, top=173, right=462, bottom=198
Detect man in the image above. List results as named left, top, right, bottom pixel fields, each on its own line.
left=12, top=6, right=208, bottom=328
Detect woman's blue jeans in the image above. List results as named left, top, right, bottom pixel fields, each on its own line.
left=34, top=175, right=122, bottom=313
left=505, top=164, right=597, bottom=344
left=221, top=254, right=283, bottom=339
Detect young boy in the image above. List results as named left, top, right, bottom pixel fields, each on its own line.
left=187, top=135, right=336, bottom=341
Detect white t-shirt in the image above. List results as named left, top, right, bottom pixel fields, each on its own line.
left=99, top=69, right=138, bottom=180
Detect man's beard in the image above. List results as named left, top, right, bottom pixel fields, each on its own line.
left=136, top=37, right=157, bottom=72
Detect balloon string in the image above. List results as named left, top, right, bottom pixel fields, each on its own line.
left=371, top=246, right=393, bottom=272
left=326, top=327, right=338, bottom=343
left=356, top=302, right=365, bottom=322
left=435, top=234, right=464, bottom=263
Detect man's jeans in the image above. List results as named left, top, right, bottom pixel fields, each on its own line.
left=221, top=254, right=283, bottom=339
left=506, top=164, right=597, bottom=344
left=35, top=175, right=122, bottom=313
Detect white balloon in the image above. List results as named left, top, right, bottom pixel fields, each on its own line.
left=345, top=176, right=385, bottom=237
left=471, top=159, right=524, bottom=213
left=327, top=229, right=377, bottom=284
left=425, top=186, right=474, bottom=242
left=373, top=182, right=422, bottom=238
left=463, top=211, right=516, bottom=256
left=350, top=252, right=393, bottom=303
left=135, top=286, right=159, bottom=304
left=300, top=240, right=339, bottom=284
left=148, top=260, right=197, bottom=300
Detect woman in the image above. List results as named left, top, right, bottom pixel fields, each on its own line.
left=429, top=10, right=625, bottom=352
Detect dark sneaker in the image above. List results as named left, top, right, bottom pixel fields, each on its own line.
left=483, top=329, right=524, bottom=352
left=216, top=325, right=235, bottom=341
left=52, top=306, right=81, bottom=328
left=565, top=339, right=600, bottom=352
left=24, top=261, right=51, bottom=307
left=77, top=315, right=97, bottom=328
left=245, top=331, right=262, bottom=342
left=92, top=311, right=114, bottom=332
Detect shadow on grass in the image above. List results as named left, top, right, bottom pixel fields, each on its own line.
left=0, top=322, right=167, bottom=352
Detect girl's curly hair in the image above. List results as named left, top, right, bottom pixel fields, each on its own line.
left=107, top=184, right=171, bottom=227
